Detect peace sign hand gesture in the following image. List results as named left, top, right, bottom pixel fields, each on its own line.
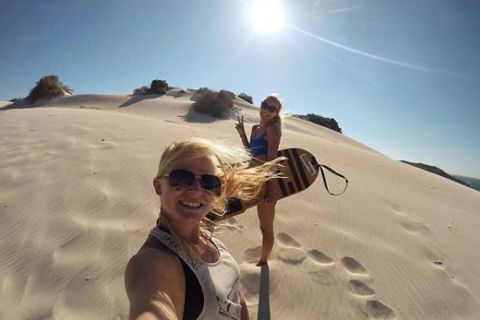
left=235, top=115, right=246, bottom=136
left=236, top=115, right=249, bottom=147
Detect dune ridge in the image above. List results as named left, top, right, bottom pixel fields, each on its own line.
left=1, top=93, right=480, bottom=319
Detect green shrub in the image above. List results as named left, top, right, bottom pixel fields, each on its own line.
left=197, top=87, right=210, bottom=95
left=27, top=75, right=72, bottom=103
left=294, top=113, right=342, bottom=133
left=238, top=93, right=253, bottom=104
left=132, top=79, right=169, bottom=95
left=150, top=79, right=169, bottom=94
left=133, top=86, right=150, bottom=95
left=218, top=90, right=235, bottom=101
left=191, top=88, right=236, bottom=119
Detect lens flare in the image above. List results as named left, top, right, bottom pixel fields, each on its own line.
left=249, top=0, right=286, bottom=33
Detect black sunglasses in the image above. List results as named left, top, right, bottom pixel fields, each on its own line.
left=163, top=169, right=222, bottom=194
left=261, top=101, right=278, bottom=113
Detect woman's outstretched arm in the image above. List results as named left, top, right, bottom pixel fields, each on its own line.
left=125, top=249, right=185, bottom=320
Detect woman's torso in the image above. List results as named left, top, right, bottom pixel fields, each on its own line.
left=249, top=125, right=268, bottom=156
left=148, top=227, right=242, bottom=320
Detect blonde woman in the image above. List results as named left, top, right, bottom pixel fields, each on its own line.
left=236, top=94, right=283, bottom=266
left=125, top=138, right=280, bottom=320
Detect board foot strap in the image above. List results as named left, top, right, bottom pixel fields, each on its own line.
left=316, top=164, right=349, bottom=195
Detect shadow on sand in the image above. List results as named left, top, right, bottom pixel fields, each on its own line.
left=118, top=94, right=162, bottom=108
left=182, top=109, right=221, bottom=123
left=257, top=264, right=271, bottom=320
left=0, top=99, right=36, bottom=111
left=182, top=107, right=240, bottom=123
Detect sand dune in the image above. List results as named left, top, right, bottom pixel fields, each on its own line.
left=1, top=93, right=479, bottom=319
left=0, top=101, right=10, bottom=108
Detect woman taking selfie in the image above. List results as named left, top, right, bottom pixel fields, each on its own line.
left=125, top=138, right=281, bottom=320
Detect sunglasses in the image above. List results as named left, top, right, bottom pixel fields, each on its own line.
left=261, top=101, right=278, bottom=113
left=162, top=169, right=222, bottom=194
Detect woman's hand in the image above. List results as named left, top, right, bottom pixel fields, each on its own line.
left=236, top=115, right=249, bottom=147
left=236, top=115, right=246, bottom=136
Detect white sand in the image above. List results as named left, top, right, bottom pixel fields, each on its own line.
left=1, top=93, right=479, bottom=319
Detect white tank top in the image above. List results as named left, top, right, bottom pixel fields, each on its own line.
left=149, top=227, right=242, bottom=320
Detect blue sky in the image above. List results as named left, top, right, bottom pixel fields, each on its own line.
left=1, top=0, right=479, bottom=178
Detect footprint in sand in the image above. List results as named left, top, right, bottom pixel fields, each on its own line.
left=241, top=234, right=398, bottom=318
left=275, top=233, right=338, bottom=267
left=340, top=256, right=397, bottom=319
left=364, top=300, right=397, bottom=320
left=276, top=247, right=306, bottom=265
left=276, top=232, right=302, bottom=248
left=275, top=233, right=306, bottom=264
left=347, top=280, right=375, bottom=296
left=447, top=222, right=456, bottom=232
left=241, top=231, right=338, bottom=315
left=242, top=246, right=263, bottom=264
left=384, top=200, right=402, bottom=215
left=216, top=218, right=244, bottom=233
left=307, top=249, right=335, bottom=266
left=341, top=256, right=368, bottom=276
left=243, top=232, right=335, bottom=267
left=341, top=257, right=374, bottom=297
left=400, top=220, right=431, bottom=235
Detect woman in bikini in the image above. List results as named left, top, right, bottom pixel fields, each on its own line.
left=236, top=94, right=283, bottom=266
left=125, top=138, right=281, bottom=320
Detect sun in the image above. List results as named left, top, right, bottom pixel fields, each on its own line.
left=249, top=0, right=286, bottom=33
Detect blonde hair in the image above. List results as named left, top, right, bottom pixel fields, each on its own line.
left=264, top=93, right=283, bottom=110
left=263, top=93, right=285, bottom=131
left=156, top=138, right=282, bottom=257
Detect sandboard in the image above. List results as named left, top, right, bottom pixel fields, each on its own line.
left=206, top=148, right=348, bottom=222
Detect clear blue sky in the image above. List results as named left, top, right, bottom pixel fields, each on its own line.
left=1, top=0, right=479, bottom=178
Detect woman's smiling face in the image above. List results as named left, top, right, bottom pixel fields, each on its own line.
left=154, top=156, right=220, bottom=224
left=259, top=98, right=280, bottom=121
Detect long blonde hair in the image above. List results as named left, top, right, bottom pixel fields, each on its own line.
left=155, top=138, right=282, bottom=256
left=263, top=93, right=284, bottom=133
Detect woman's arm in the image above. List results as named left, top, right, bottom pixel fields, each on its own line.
left=266, top=125, right=281, bottom=161
left=125, top=249, right=185, bottom=320
left=239, top=290, right=249, bottom=320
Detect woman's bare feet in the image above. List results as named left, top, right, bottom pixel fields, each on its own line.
left=256, top=259, right=268, bottom=266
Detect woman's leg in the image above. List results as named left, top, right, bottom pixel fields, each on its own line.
left=257, top=202, right=276, bottom=266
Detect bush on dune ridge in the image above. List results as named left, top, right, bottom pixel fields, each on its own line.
left=133, top=79, right=169, bottom=95
left=195, top=87, right=251, bottom=103
left=27, top=75, right=73, bottom=103
left=218, top=89, right=235, bottom=101
left=196, top=87, right=211, bottom=95
left=133, top=86, right=150, bottom=95
left=294, top=113, right=342, bottom=133
left=191, top=88, right=237, bottom=119
left=150, top=79, right=169, bottom=94
left=238, top=93, right=253, bottom=104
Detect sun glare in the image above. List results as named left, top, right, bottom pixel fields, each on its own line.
left=249, top=0, right=286, bottom=33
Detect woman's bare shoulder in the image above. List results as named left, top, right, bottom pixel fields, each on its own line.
left=266, top=123, right=281, bottom=137
left=129, top=245, right=179, bottom=264
left=126, top=246, right=182, bottom=281
left=125, top=245, right=184, bottom=297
